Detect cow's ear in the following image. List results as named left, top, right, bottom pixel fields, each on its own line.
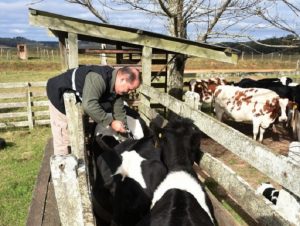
left=149, top=121, right=164, bottom=139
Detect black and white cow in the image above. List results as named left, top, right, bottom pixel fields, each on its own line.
left=256, top=182, right=300, bottom=225
left=137, top=118, right=216, bottom=226
left=256, top=182, right=279, bottom=204
left=92, top=133, right=167, bottom=226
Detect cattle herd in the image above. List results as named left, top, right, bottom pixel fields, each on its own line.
left=185, top=76, right=300, bottom=142
left=87, top=76, right=300, bottom=226
left=91, top=115, right=216, bottom=226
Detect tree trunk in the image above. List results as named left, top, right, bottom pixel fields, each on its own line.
left=167, top=0, right=187, bottom=101
left=167, top=54, right=186, bottom=100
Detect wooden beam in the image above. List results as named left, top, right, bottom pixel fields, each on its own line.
left=26, top=139, right=53, bottom=226
left=63, top=93, right=95, bottom=225
left=199, top=154, right=292, bottom=226
left=58, top=34, right=68, bottom=71
left=50, top=154, right=84, bottom=225
left=139, top=84, right=300, bottom=198
left=29, top=9, right=238, bottom=64
left=139, top=46, right=152, bottom=122
left=67, top=32, right=78, bottom=69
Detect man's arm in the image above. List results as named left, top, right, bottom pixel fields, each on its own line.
left=112, top=96, right=127, bottom=125
left=82, top=72, right=113, bottom=127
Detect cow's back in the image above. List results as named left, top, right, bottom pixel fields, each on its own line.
left=214, top=85, right=280, bottom=122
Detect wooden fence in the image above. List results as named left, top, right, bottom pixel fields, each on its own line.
left=0, top=82, right=49, bottom=129
left=138, top=84, right=300, bottom=226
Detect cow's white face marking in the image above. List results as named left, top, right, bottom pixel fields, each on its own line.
left=114, top=150, right=147, bottom=188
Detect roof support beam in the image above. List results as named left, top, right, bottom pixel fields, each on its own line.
left=29, top=9, right=238, bottom=64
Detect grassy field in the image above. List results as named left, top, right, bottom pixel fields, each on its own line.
left=0, top=53, right=298, bottom=226
left=0, top=57, right=60, bottom=226
left=0, top=127, right=51, bottom=226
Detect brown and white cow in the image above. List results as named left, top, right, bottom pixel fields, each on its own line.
left=214, top=85, right=289, bottom=142
left=186, top=78, right=229, bottom=105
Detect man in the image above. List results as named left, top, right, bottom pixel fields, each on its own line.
left=46, top=65, right=142, bottom=155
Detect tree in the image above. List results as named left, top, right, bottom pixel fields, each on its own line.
left=33, top=0, right=300, bottom=99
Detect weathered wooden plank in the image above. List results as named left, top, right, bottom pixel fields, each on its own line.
left=32, top=100, right=49, bottom=107
left=26, top=138, right=54, bottom=226
left=27, top=87, right=34, bottom=129
left=67, top=32, right=78, bottom=69
left=35, top=119, right=50, bottom=125
left=34, top=110, right=50, bottom=117
left=199, top=154, right=292, bottom=226
left=29, top=81, right=47, bottom=87
left=29, top=9, right=238, bottom=64
left=207, top=188, right=241, bottom=226
left=42, top=180, right=60, bottom=226
left=50, top=154, right=84, bottom=226
left=64, top=93, right=84, bottom=159
left=0, top=102, right=27, bottom=109
left=0, top=111, right=27, bottom=119
left=139, top=84, right=300, bottom=198
left=0, top=121, right=29, bottom=128
left=63, top=93, right=96, bottom=225
left=0, top=82, right=28, bottom=88
left=0, top=92, right=27, bottom=99
left=139, top=46, right=152, bottom=114
left=31, top=91, right=47, bottom=97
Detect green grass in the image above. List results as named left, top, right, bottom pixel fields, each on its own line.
left=0, top=126, right=51, bottom=226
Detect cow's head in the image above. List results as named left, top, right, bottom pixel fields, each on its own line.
left=278, top=98, right=289, bottom=122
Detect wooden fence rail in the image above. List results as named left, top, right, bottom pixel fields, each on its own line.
left=139, top=84, right=299, bottom=225
left=0, top=82, right=49, bottom=129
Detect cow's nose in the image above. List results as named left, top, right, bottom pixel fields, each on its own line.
left=279, top=115, right=288, bottom=122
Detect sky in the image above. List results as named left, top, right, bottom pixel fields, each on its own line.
left=1, top=0, right=300, bottom=42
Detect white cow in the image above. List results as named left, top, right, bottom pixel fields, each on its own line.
left=214, top=85, right=289, bottom=142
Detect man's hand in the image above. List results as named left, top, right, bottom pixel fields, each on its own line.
left=111, top=120, right=126, bottom=133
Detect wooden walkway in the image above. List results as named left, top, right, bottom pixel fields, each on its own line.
left=26, top=138, right=60, bottom=226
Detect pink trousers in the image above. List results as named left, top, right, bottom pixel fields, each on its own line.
left=49, top=102, right=70, bottom=155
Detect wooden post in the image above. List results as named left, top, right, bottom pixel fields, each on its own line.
left=184, top=91, right=200, bottom=110
left=50, top=154, right=84, bottom=226
left=139, top=46, right=152, bottom=123
left=27, top=85, right=34, bottom=129
left=51, top=50, right=54, bottom=61
left=116, top=44, right=123, bottom=64
left=58, top=35, right=68, bottom=71
left=100, top=43, right=107, bottom=65
left=62, top=92, right=96, bottom=225
left=67, top=32, right=78, bottom=69
left=36, top=46, right=39, bottom=58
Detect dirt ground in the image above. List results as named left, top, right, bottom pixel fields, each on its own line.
left=200, top=118, right=292, bottom=189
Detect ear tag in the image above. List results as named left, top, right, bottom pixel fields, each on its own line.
left=293, top=104, right=298, bottom=110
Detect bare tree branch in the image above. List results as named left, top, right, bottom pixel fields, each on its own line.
left=282, top=0, right=300, bottom=16
left=198, top=0, right=232, bottom=42
left=154, top=0, right=171, bottom=18
left=66, top=0, right=108, bottom=22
